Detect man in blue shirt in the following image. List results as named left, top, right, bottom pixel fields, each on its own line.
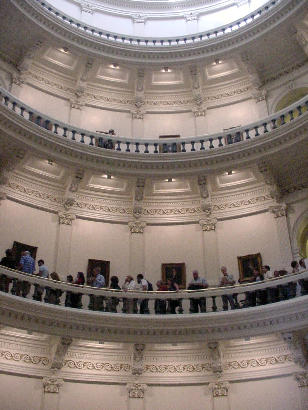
left=89, top=266, right=105, bottom=310
left=18, top=251, right=35, bottom=297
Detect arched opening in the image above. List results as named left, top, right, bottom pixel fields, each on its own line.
left=275, top=87, right=308, bottom=123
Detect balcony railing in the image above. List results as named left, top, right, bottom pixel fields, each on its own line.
left=1, top=88, right=307, bottom=155
left=1, top=266, right=307, bottom=315
left=33, top=0, right=281, bottom=47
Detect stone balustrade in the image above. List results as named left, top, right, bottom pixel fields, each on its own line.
left=1, top=88, right=307, bottom=156
left=1, top=265, right=307, bottom=314
left=33, top=0, right=280, bottom=47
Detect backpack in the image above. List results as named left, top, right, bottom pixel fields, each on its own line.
left=147, top=280, right=153, bottom=291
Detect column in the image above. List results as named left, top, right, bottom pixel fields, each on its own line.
left=269, top=205, right=293, bottom=268
left=128, top=221, right=146, bottom=276
left=199, top=218, right=219, bottom=286
left=41, top=376, right=63, bottom=410
left=209, top=381, right=231, bottom=410
left=294, top=372, right=308, bottom=410
left=55, top=212, right=75, bottom=279
left=126, top=383, right=147, bottom=410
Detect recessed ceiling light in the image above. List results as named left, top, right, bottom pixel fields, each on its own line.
left=110, top=63, right=119, bottom=69
left=213, top=59, right=222, bottom=65
left=59, top=47, right=69, bottom=53
left=161, top=67, right=172, bottom=73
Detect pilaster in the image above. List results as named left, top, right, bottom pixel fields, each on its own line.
left=55, top=212, right=76, bottom=278
left=128, top=221, right=146, bottom=276
left=294, top=371, right=308, bottom=410
left=127, top=383, right=147, bottom=410
left=42, top=376, right=63, bottom=410
left=199, top=218, right=219, bottom=286
left=268, top=205, right=293, bottom=268
left=209, top=381, right=230, bottom=410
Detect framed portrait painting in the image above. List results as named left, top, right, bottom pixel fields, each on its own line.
left=87, top=259, right=110, bottom=286
left=162, top=263, right=186, bottom=289
left=237, top=253, right=262, bottom=283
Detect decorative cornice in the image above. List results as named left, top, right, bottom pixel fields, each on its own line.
left=0, top=350, right=49, bottom=366
left=225, top=354, right=293, bottom=369
left=63, top=359, right=131, bottom=372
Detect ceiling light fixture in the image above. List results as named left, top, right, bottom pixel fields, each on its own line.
left=213, top=59, right=222, bottom=65
left=110, top=63, right=119, bottom=69
left=59, top=47, right=69, bottom=53
left=161, top=67, right=172, bottom=73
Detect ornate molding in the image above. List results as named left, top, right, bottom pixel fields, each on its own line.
left=294, top=372, right=308, bottom=387
left=50, top=336, right=73, bottom=370
left=199, top=217, right=217, bottom=231
left=42, top=376, right=63, bottom=393
left=132, top=343, right=145, bottom=376
left=209, top=381, right=229, bottom=397
left=58, top=211, right=76, bottom=225
left=127, top=383, right=147, bottom=399
left=0, top=350, right=49, bottom=366
left=225, top=354, right=293, bottom=369
left=269, top=204, right=287, bottom=218
left=128, top=221, right=146, bottom=233
left=63, top=359, right=131, bottom=372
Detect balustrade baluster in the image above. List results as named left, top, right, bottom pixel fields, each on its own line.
left=263, top=122, right=268, bottom=133
left=181, top=142, right=186, bottom=152
left=254, top=126, right=259, bottom=136
left=289, top=110, right=294, bottom=121
left=36, top=116, right=42, bottom=125
left=20, top=107, right=25, bottom=117
left=211, top=296, right=217, bottom=312
left=63, top=127, right=67, bottom=137
left=271, top=118, right=277, bottom=129
left=235, top=131, right=241, bottom=142
left=144, top=143, right=149, bottom=153
left=154, top=143, right=158, bottom=154
left=4, top=96, right=9, bottom=105
left=80, top=133, right=85, bottom=143
left=53, top=123, right=59, bottom=134
left=12, top=102, right=17, bottom=111
left=116, top=141, right=121, bottom=151
left=191, top=141, right=196, bottom=151
left=44, top=120, right=50, bottom=130
left=218, top=136, right=223, bottom=147
left=200, top=140, right=205, bottom=150
left=245, top=129, right=250, bottom=139
left=209, top=138, right=214, bottom=149
left=135, top=142, right=140, bottom=153
left=89, top=135, right=94, bottom=146
left=280, top=114, right=285, bottom=125
left=71, top=130, right=76, bottom=140
left=297, top=105, right=302, bottom=116
left=126, top=142, right=131, bottom=152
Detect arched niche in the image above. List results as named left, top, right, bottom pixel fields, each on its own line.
left=292, top=210, right=308, bottom=259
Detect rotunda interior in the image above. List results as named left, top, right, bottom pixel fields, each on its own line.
left=0, top=0, right=308, bottom=409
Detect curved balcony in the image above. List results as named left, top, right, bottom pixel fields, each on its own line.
left=33, top=0, right=280, bottom=47
left=11, top=0, right=306, bottom=62
left=0, top=88, right=307, bottom=175
left=0, top=266, right=308, bottom=343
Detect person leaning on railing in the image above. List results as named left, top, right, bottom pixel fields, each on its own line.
left=0, top=249, right=15, bottom=292
left=187, top=270, right=208, bottom=313
left=44, top=272, right=62, bottom=304
left=106, top=275, right=121, bottom=313
left=154, top=280, right=168, bottom=314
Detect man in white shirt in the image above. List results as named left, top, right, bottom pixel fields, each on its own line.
left=262, top=265, right=273, bottom=280
left=136, top=274, right=149, bottom=314
left=122, top=275, right=137, bottom=313
left=188, top=270, right=208, bottom=313
left=33, top=259, right=49, bottom=301
left=219, top=266, right=236, bottom=310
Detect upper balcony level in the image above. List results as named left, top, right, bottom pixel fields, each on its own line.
left=1, top=266, right=308, bottom=343
left=8, top=0, right=307, bottom=63
left=0, top=88, right=307, bottom=176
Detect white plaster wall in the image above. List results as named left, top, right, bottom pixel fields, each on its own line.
left=0, top=200, right=58, bottom=272
left=230, top=375, right=301, bottom=410
left=81, top=106, right=132, bottom=137
left=69, top=218, right=130, bottom=283
left=17, top=84, right=70, bottom=124
left=0, top=373, right=42, bottom=410
left=143, top=112, right=195, bottom=138
left=149, top=385, right=212, bottom=410
left=59, top=382, right=127, bottom=410
left=216, top=212, right=282, bottom=283
left=144, top=224, right=204, bottom=285
left=207, top=99, right=261, bottom=134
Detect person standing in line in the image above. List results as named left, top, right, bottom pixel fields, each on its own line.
left=219, top=266, right=236, bottom=310
left=187, top=270, right=208, bottom=313
left=0, top=249, right=15, bottom=292
left=18, top=251, right=35, bottom=297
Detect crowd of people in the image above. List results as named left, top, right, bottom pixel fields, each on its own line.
left=0, top=248, right=307, bottom=314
